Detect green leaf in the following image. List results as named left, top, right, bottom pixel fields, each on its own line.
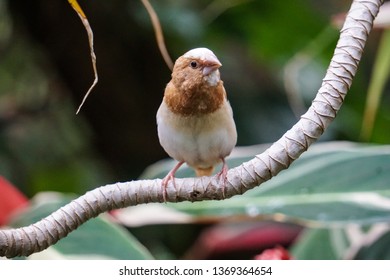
left=354, top=230, right=390, bottom=259
left=9, top=193, right=153, bottom=260
left=291, top=224, right=390, bottom=260
left=291, top=228, right=348, bottom=260
left=142, top=142, right=390, bottom=226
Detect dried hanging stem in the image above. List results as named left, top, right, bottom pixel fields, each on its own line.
left=73, top=0, right=171, bottom=113
left=68, top=0, right=99, bottom=114
left=0, top=0, right=384, bottom=258
left=140, top=0, right=174, bottom=71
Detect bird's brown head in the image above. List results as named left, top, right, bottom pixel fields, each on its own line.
left=172, top=48, right=222, bottom=90
left=164, top=48, right=226, bottom=116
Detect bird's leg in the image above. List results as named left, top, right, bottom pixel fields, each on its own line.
left=216, top=158, right=228, bottom=198
left=161, top=161, right=184, bottom=202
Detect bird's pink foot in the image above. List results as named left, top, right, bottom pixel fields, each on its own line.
left=216, top=158, right=228, bottom=198
left=161, top=161, right=184, bottom=202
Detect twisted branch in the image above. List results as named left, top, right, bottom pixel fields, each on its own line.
left=0, top=0, right=383, bottom=258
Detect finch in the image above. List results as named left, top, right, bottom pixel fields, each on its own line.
left=157, top=47, right=237, bottom=198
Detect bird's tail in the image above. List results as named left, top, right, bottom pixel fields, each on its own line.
left=195, top=166, right=214, bottom=177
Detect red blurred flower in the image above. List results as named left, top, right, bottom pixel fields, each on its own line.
left=0, top=176, right=29, bottom=225
left=254, top=245, right=293, bottom=260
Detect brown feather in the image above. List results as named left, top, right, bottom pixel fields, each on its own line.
left=163, top=57, right=226, bottom=117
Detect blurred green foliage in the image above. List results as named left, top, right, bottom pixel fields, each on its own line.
left=0, top=1, right=111, bottom=195
left=1, top=0, right=389, bottom=194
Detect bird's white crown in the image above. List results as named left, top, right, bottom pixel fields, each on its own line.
left=183, top=48, right=221, bottom=65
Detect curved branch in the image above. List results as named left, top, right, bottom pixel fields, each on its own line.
left=0, top=0, right=383, bottom=258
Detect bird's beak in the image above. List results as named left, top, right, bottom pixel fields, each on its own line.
left=202, top=58, right=222, bottom=76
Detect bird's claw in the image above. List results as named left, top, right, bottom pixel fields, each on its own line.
left=216, top=159, right=228, bottom=198
left=161, top=161, right=184, bottom=202
left=161, top=174, right=176, bottom=202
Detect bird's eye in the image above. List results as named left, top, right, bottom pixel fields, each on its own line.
left=190, top=61, right=198, bottom=68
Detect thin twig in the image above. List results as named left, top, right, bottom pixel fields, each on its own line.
left=140, top=0, right=174, bottom=71
left=67, top=0, right=99, bottom=114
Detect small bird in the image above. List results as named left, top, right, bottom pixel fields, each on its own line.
left=157, top=47, right=237, bottom=199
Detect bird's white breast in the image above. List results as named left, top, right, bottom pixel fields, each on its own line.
left=157, top=100, right=237, bottom=169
